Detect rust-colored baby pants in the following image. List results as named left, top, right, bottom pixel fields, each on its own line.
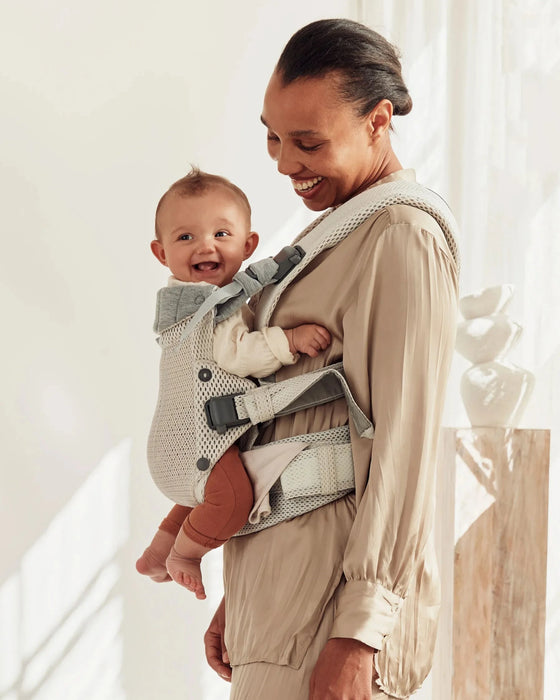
left=159, top=446, right=253, bottom=548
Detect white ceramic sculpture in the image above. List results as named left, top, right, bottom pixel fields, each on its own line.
left=456, top=285, right=535, bottom=427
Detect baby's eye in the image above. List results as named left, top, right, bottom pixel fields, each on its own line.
left=179, top=233, right=192, bottom=241
left=215, top=230, right=229, bottom=238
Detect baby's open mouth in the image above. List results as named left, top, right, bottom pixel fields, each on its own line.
left=194, top=262, right=219, bottom=271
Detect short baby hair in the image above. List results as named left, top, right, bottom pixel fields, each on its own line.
left=155, top=167, right=252, bottom=239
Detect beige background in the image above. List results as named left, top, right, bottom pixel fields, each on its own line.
left=1, top=1, right=558, bottom=698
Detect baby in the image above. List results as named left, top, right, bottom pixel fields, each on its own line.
left=136, top=168, right=331, bottom=598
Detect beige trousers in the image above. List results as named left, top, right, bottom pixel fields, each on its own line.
left=224, top=497, right=399, bottom=699
left=229, top=588, right=392, bottom=699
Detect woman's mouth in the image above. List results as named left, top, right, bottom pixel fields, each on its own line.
left=291, top=176, right=325, bottom=197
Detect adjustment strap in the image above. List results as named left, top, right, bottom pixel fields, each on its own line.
left=234, top=362, right=374, bottom=439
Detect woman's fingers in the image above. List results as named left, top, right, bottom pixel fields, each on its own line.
left=204, top=598, right=232, bottom=682
left=204, top=627, right=232, bottom=681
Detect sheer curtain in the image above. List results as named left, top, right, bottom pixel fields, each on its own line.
left=359, top=1, right=560, bottom=696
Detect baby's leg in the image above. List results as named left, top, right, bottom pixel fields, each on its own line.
left=166, top=445, right=254, bottom=598
left=136, top=504, right=192, bottom=582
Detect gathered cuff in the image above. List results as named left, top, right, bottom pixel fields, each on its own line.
left=330, top=579, right=404, bottom=651
left=261, top=325, right=298, bottom=366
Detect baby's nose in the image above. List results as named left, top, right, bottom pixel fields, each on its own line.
left=196, top=236, right=216, bottom=252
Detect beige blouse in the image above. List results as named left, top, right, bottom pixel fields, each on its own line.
left=223, top=169, right=459, bottom=697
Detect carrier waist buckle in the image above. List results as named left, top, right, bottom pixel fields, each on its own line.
left=204, top=394, right=251, bottom=435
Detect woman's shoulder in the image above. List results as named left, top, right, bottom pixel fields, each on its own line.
left=364, top=201, right=454, bottom=265
left=383, top=201, right=444, bottom=235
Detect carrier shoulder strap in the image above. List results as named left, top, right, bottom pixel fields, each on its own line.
left=176, top=245, right=305, bottom=342
left=256, top=179, right=460, bottom=328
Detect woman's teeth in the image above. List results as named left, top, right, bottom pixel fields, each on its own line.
left=292, top=176, right=324, bottom=192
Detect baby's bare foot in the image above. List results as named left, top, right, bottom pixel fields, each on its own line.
left=166, top=549, right=206, bottom=600
left=136, top=529, right=176, bottom=582
left=136, top=548, right=171, bottom=582
left=174, top=571, right=206, bottom=600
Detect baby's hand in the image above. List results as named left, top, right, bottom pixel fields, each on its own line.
left=287, top=324, right=331, bottom=358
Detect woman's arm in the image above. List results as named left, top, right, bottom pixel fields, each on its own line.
left=332, top=218, right=458, bottom=650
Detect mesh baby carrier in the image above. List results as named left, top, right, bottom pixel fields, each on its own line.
left=147, top=180, right=460, bottom=534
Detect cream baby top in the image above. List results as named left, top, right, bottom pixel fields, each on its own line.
left=168, top=277, right=296, bottom=378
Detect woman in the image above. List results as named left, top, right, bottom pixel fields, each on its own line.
left=205, top=19, right=459, bottom=699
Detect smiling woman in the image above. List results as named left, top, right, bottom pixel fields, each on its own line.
left=260, top=21, right=412, bottom=213
left=261, top=72, right=399, bottom=211
left=205, top=18, right=460, bottom=700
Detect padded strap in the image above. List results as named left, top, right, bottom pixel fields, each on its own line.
left=177, top=245, right=305, bottom=342
left=280, top=440, right=355, bottom=499
left=233, top=362, right=374, bottom=439
left=256, top=180, right=461, bottom=328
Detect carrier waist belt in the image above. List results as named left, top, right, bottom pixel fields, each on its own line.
left=236, top=425, right=355, bottom=536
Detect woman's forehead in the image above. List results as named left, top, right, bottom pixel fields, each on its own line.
left=261, top=71, right=346, bottom=132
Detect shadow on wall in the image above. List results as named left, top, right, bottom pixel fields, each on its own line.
left=0, top=440, right=131, bottom=699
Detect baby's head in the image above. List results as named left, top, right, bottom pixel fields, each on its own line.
left=151, top=168, right=259, bottom=286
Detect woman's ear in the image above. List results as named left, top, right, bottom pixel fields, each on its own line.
left=368, top=99, right=394, bottom=138
left=150, top=239, right=169, bottom=267
left=243, top=232, right=260, bottom=260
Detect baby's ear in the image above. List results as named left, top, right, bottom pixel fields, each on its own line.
left=150, top=239, right=168, bottom=267
left=243, top=232, right=259, bottom=259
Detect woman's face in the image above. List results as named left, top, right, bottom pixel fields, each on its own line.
left=261, top=71, right=385, bottom=211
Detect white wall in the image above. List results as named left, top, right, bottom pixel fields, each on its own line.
left=0, top=2, right=356, bottom=699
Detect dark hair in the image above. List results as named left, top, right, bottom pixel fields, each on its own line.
left=276, top=18, right=412, bottom=118
left=155, top=167, right=251, bottom=239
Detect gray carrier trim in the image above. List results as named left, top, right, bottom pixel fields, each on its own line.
left=154, top=284, right=216, bottom=333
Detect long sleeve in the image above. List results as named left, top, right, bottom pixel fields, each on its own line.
left=213, top=304, right=297, bottom=379
left=330, top=213, right=459, bottom=650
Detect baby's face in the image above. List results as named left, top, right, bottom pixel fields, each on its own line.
left=153, top=187, right=258, bottom=286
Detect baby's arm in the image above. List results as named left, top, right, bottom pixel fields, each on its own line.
left=213, top=305, right=331, bottom=378
left=283, top=325, right=331, bottom=358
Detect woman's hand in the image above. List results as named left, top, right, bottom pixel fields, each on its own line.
left=309, top=638, right=375, bottom=699
left=204, top=597, right=232, bottom=682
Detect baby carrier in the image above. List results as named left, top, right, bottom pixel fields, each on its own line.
left=147, top=180, right=460, bottom=535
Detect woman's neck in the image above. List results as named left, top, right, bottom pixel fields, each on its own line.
left=374, top=144, right=403, bottom=182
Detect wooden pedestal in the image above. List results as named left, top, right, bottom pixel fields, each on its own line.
left=433, top=428, right=550, bottom=700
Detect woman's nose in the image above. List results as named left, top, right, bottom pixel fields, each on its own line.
left=275, top=144, right=299, bottom=176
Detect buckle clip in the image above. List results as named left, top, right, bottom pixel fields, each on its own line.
left=204, top=394, right=251, bottom=435
left=271, top=245, right=305, bottom=282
